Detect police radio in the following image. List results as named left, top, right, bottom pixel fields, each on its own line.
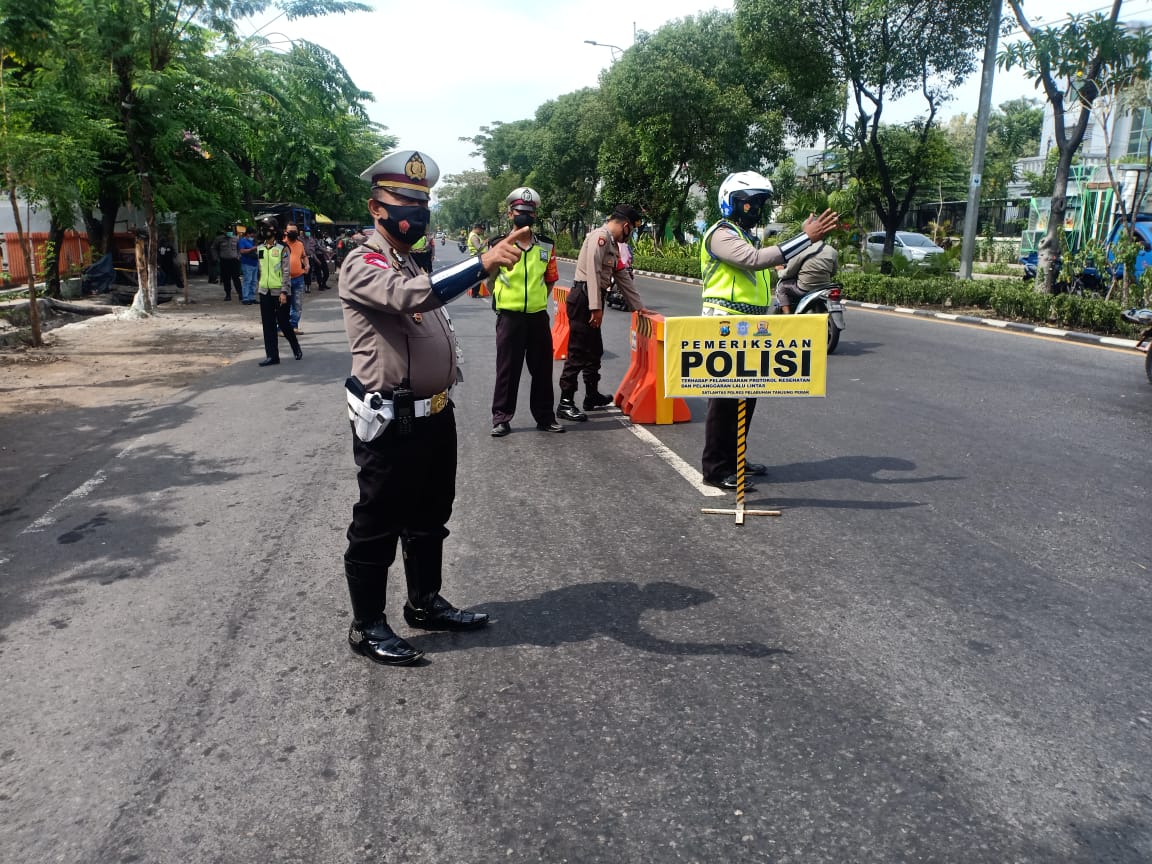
left=392, top=379, right=415, bottom=435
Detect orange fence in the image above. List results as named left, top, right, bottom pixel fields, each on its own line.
left=550, top=285, right=570, bottom=360
left=2, top=231, right=92, bottom=284
left=614, top=311, right=691, bottom=425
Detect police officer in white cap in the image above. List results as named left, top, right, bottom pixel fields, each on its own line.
left=339, top=149, right=531, bottom=666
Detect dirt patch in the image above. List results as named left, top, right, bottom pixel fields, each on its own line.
left=0, top=278, right=264, bottom=417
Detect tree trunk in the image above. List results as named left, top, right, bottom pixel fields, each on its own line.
left=7, top=184, right=41, bottom=346
left=43, top=215, right=66, bottom=299
left=1037, top=147, right=1074, bottom=295
left=117, top=71, right=156, bottom=315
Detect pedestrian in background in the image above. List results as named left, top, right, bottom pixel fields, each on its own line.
left=339, top=148, right=530, bottom=667
left=556, top=204, right=644, bottom=423
left=255, top=217, right=302, bottom=366
left=284, top=223, right=309, bottom=333
left=488, top=187, right=564, bottom=437
left=237, top=225, right=259, bottom=304
left=212, top=226, right=242, bottom=301
left=698, top=171, right=837, bottom=490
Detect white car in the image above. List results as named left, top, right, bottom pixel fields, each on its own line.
left=864, top=231, right=945, bottom=265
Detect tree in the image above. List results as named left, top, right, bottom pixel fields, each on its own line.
left=73, top=0, right=370, bottom=315
left=740, top=0, right=988, bottom=271
left=1000, top=2, right=1152, bottom=292
left=0, top=0, right=104, bottom=344
left=601, top=10, right=841, bottom=242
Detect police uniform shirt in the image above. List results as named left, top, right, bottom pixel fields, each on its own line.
left=574, top=225, right=642, bottom=311
left=707, top=223, right=791, bottom=271
left=781, top=241, right=839, bottom=290
left=339, top=237, right=457, bottom=397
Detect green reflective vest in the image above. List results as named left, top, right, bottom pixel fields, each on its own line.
left=494, top=235, right=553, bottom=313
left=412, top=235, right=428, bottom=252
left=699, top=219, right=772, bottom=313
left=258, top=243, right=287, bottom=292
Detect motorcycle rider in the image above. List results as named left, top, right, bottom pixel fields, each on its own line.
left=698, top=171, right=837, bottom=491
left=774, top=240, right=839, bottom=314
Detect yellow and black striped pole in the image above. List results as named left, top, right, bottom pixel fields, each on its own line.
left=701, top=397, right=781, bottom=524
left=735, top=399, right=748, bottom=513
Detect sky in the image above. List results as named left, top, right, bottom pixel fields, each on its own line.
left=241, top=0, right=1152, bottom=185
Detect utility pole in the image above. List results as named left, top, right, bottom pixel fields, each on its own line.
left=959, top=0, right=1003, bottom=280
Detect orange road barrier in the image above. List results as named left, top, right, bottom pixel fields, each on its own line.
left=478, top=282, right=491, bottom=297
left=551, top=285, right=570, bottom=360
left=615, top=311, right=691, bottom=425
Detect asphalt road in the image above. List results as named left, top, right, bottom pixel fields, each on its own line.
left=1, top=243, right=1150, bottom=863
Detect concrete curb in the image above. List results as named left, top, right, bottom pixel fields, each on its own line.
left=616, top=265, right=1141, bottom=350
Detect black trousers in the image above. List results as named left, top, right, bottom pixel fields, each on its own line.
left=258, top=292, right=300, bottom=360
left=492, top=310, right=555, bottom=426
left=220, top=258, right=242, bottom=298
left=701, top=398, right=758, bottom=484
left=346, top=407, right=457, bottom=606
left=311, top=255, right=329, bottom=288
left=558, top=282, right=604, bottom=397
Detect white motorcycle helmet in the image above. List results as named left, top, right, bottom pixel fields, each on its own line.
left=718, top=171, right=774, bottom=225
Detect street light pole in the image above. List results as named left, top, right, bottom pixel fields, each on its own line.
left=584, top=39, right=624, bottom=61
left=959, top=0, right=1003, bottom=280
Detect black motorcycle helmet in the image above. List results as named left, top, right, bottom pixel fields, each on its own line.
left=259, top=216, right=279, bottom=238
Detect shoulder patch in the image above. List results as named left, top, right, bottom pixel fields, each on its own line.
left=362, top=251, right=390, bottom=270
left=598, top=237, right=606, bottom=247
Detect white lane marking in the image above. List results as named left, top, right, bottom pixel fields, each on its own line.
left=22, top=471, right=108, bottom=533
left=622, top=421, right=726, bottom=498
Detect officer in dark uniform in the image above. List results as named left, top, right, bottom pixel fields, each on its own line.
left=557, top=205, right=644, bottom=422
left=340, top=149, right=531, bottom=666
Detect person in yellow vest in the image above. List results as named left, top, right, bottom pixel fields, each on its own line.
left=467, top=223, right=487, bottom=297
left=699, top=171, right=837, bottom=491
left=410, top=231, right=433, bottom=273
left=255, top=217, right=302, bottom=366
left=489, top=187, right=565, bottom=437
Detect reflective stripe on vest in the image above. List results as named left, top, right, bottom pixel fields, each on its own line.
left=258, top=244, right=286, bottom=291
left=494, top=239, right=552, bottom=313
left=699, top=220, right=772, bottom=312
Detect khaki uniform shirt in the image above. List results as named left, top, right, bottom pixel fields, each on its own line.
left=781, top=241, right=838, bottom=289
left=574, top=225, right=642, bottom=311
left=340, top=236, right=458, bottom=398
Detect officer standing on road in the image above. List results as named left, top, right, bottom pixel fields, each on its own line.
left=699, top=171, right=838, bottom=491
left=467, top=222, right=487, bottom=297
left=556, top=204, right=644, bottom=423
left=255, top=217, right=302, bottom=366
left=488, top=187, right=564, bottom=437
left=340, top=149, right=531, bottom=667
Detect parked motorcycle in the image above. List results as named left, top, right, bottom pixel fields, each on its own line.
left=1020, top=251, right=1106, bottom=296
left=1121, top=307, right=1152, bottom=384
left=774, top=283, right=846, bottom=354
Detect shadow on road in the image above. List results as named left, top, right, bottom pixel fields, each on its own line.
left=408, top=579, right=789, bottom=658
left=769, top=455, right=963, bottom=485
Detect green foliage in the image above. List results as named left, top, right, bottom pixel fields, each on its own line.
left=631, top=255, right=700, bottom=278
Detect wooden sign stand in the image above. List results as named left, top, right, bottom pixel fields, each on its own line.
left=701, top=399, right=782, bottom=525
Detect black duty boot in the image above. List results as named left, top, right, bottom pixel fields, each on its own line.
left=582, top=392, right=614, bottom=411
left=557, top=397, right=587, bottom=422
left=403, top=594, right=489, bottom=631
left=401, top=538, right=489, bottom=631
left=344, top=560, right=423, bottom=666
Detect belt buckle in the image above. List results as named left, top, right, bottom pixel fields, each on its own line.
left=429, top=391, right=448, bottom=414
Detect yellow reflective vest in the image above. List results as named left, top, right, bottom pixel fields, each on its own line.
left=699, top=219, right=773, bottom=314
left=258, top=242, right=288, bottom=293
left=494, top=235, right=553, bottom=313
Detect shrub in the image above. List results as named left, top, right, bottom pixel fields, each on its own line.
left=632, top=255, right=699, bottom=278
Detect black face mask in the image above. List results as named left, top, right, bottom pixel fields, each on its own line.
left=286, top=231, right=299, bottom=241
left=733, top=196, right=767, bottom=230
left=512, top=213, right=535, bottom=228
left=377, top=203, right=430, bottom=246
